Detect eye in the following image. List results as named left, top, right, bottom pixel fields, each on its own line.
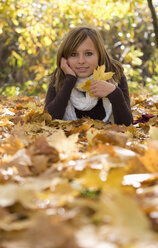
left=85, top=51, right=93, bottom=56
left=71, top=52, right=78, bottom=57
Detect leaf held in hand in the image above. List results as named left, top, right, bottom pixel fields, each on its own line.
left=77, top=78, right=94, bottom=97
left=93, top=64, right=114, bottom=81
left=76, top=64, right=115, bottom=97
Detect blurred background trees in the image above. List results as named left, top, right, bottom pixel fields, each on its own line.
left=0, top=0, right=158, bottom=96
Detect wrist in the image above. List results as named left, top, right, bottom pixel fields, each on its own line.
left=65, top=73, right=77, bottom=78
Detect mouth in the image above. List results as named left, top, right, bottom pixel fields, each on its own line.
left=76, top=67, right=89, bottom=72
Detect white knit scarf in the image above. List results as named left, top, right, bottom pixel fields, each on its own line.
left=63, top=75, right=113, bottom=123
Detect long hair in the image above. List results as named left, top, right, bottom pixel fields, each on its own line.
left=50, top=26, right=124, bottom=92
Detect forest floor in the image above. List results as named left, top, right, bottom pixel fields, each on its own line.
left=0, top=92, right=158, bottom=248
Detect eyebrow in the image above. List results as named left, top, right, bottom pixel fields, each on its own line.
left=74, top=49, right=94, bottom=52
left=85, top=49, right=94, bottom=52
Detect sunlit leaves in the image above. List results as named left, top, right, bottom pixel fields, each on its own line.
left=0, top=0, right=157, bottom=96
left=123, top=46, right=143, bottom=66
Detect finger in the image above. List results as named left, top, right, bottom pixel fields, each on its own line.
left=61, top=57, right=65, bottom=64
left=60, top=58, right=65, bottom=68
left=92, top=92, right=99, bottom=97
left=90, top=82, right=97, bottom=89
left=91, top=81, right=97, bottom=86
left=61, top=58, right=68, bottom=71
left=61, top=58, right=67, bottom=66
left=90, top=88, right=97, bottom=95
left=90, top=84, right=95, bottom=89
left=90, top=87, right=96, bottom=93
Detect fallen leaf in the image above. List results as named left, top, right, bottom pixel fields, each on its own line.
left=149, top=126, right=158, bottom=140
left=47, top=129, right=80, bottom=160
left=92, top=130, right=128, bottom=147
left=138, top=141, right=158, bottom=172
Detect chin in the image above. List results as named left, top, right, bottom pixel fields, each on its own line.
left=77, top=73, right=90, bottom=78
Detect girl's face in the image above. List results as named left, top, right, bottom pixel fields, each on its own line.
left=67, top=37, right=99, bottom=78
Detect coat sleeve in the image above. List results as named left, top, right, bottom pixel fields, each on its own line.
left=107, top=75, right=133, bottom=126
left=44, top=74, right=77, bottom=119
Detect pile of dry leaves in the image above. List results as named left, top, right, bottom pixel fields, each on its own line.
left=0, top=92, right=158, bottom=248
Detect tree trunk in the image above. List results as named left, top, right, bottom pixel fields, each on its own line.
left=147, top=0, right=158, bottom=48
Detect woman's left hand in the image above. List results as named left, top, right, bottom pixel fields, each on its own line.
left=90, top=80, right=116, bottom=98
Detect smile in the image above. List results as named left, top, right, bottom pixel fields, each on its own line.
left=76, top=67, right=89, bottom=72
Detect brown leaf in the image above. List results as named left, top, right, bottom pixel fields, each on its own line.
left=28, top=136, right=59, bottom=163
left=0, top=148, right=32, bottom=179
left=68, top=122, right=93, bottom=135
left=30, top=155, right=49, bottom=175
left=92, top=130, right=128, bottom=147
left=47, top=129, right=81, bottom=161
left=0, top=136, right=24, bottom=156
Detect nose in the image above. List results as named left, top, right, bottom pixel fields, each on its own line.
left=78, top=54, right=85, bottom=64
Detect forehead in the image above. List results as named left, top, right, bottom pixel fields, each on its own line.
left=75, top=37, right=97, bottom=51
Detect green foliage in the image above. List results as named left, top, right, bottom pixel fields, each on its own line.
left=0, top=85, right=20, bottom=97
left=0, top=0, right=158, bottom=95
left=80, top=189, right=101, bottom=199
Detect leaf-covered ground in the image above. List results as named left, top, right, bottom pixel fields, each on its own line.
left=0, top=92, right=158, bottom=248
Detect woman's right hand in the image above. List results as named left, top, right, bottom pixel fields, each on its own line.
left=60, top=58, right=76, bottom=77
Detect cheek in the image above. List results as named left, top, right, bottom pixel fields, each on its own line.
left=91, top=58, right=98, bottom=69
left=67, top=58, right=75, bottom=68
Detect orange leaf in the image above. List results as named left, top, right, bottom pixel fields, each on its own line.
left=138, top=141, right=158, bottom=172
left=77, top=78, right=94, bottom=97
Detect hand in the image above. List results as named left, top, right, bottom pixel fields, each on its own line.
left=90, top=80, right=116, bottom=98
left=60, top=58, right=76, bottom=77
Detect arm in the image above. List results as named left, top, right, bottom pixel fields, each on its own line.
left=90, top=75, right=133, bottom=126
left=107, top=75, right=133, bottom=126
left=44, top=74, right=77, bottom=119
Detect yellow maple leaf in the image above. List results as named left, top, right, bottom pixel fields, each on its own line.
left=93, top=64, right=115, bottom=81
left=77, top=78, right=94, bottom=97
left=76, top=64, right=115, bottom=97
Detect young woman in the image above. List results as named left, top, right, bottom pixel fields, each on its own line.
left=44, top=26, right=133, bottom=126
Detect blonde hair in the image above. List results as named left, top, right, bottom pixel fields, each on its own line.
left=50, top=26, right=124, bottom=92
